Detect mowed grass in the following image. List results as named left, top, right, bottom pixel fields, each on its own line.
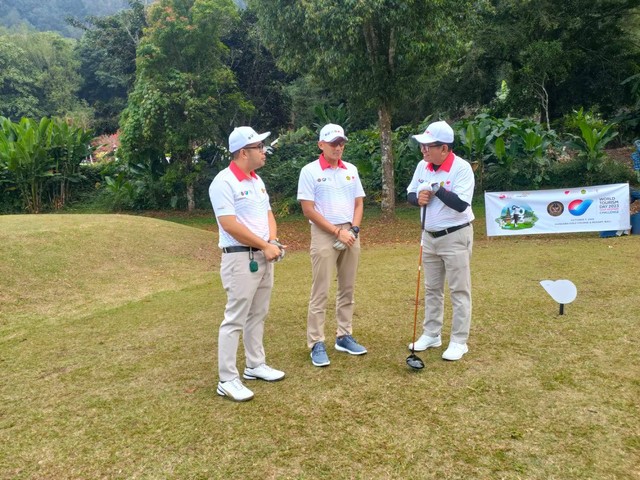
left=1, top=213, right=639, bottom=479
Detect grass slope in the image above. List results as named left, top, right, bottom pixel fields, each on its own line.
left=1, top=214, right=639, bottom=479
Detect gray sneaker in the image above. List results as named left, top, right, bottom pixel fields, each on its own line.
left=311, top=342, right=330, bottom=367
left=335, top=335, right=367, bottom=355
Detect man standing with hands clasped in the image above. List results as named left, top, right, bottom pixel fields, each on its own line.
left=209, top=126, right=286, bottom=402
left=297, top=124, right=367, bottom=367
left=406, top=120, right=475, bottom=361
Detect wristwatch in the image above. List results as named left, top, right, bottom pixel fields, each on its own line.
left=350, top=226, right=360, bottom=238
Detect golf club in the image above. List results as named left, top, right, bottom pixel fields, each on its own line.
left=406, top=205, right=427, bottom=370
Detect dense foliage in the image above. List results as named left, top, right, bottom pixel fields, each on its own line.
left=253, top=0, right=468, bottom=215
left=0, top=117, right=93, bottom=213
left=0, top=0, right=638, bottom=214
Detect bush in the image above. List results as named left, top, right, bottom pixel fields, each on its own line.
left=548, top=156, right=637, bottom=188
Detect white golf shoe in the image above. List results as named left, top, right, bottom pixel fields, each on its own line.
left=408, top=334, right=442, bottom=352
left=442, top=342, right=468, bottom=361
left=243, top=363, right=285, bottom=382
left=217, top=378, right=254, bottom=402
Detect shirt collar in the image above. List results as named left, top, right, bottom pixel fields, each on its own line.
left=230, top=161, right=257, bottom=181
left=319, top=153, right=347, bottom=170
left=426, top=151, right=455, bottom=173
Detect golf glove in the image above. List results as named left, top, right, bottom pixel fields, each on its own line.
left=268, top=239, right=286, bottom=262
left=333, top=227, right=358, bottom=251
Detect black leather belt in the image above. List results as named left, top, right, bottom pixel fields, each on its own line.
left=222, top=246, right=258, bottom=253
left=427, top=222, right=470, bottom=238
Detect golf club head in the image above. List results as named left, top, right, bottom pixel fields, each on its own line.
left=406, top=354, right=425, bottom=370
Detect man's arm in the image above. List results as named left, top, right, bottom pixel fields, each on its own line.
left=300, top=200, right=339, bottom=235
left=352, top=196, right=364, bottom=227
left=434, top=188, right=469, bottom=212
left=268, top=210, right=277, bottom=240
left=300, top=200, right=356, bottom=246
left=217, top=215, right=281, bottom=260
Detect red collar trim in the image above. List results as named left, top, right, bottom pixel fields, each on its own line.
left=426, top=151, right=455, bottom=173
left=230, top=161, right=257, bottom=181
left=319, top=153, right=347, bottom=170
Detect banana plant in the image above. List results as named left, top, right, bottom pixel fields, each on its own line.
left=567, top=118, right=618, bottom=172
left=456, top=114, right=496, bottom=192
left=0, top=117, right=56, bottom=213
left=48, top=120, right=93, bottom=208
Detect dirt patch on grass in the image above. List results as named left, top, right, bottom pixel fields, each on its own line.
left=606, top=145, right=636, bottom=170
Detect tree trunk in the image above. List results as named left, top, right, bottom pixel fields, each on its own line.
left=186, top=182, right=195, bottom=212
left=378, top=103, right=395, bottom=218
left=183, top=151, right=196, bottom=212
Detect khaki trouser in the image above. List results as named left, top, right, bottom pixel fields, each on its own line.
left=422, top=225, right=473, bottom=344
left=307, top=223, right=360, bottom=348
left=218, top=250, right=273, bottom=382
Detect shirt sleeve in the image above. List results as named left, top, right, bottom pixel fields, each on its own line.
left=451, top=160, right=475, bottom=205
left=209, top=177, right=236, bottom=217
left=353, top=167, right=366, bottom=198
left=297, top=165, right=316, bottom=201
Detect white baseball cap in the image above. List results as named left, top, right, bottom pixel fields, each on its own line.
left=229, top=126, right=270, bottom=153
left=412, top=120, right=454, bottom=144
left=319, top=124, right=348, bottom=143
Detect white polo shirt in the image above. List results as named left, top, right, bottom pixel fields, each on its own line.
left=209, top=162, right=271, bottom=248
left=297, top=154, right=366, bottom=224
left=407, top=152, right=475, bottom=231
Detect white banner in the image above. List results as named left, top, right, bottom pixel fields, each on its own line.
left=485, top=183, right=631, bottom=236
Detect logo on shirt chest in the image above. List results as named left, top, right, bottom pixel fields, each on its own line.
left=418, top=179, right=450, bottom=188
left=316, top=175, right=356, bottom=183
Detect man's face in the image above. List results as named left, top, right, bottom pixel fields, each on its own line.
left=318, top=138, right=346, bottom=163
left=420, top=142, right=447, bottom=165
left=243, top=142, right=266, bottom=169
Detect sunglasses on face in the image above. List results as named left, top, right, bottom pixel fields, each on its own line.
left=327, top=140, right=346, bottom=148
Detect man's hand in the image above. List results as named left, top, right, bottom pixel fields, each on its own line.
left=263, top=242, right=282, bottom=262
left=268, top=239, right=286, bottom=262
left=418, top=189, right=436, bottom=206
left=337, top=228, right=356, bottom=247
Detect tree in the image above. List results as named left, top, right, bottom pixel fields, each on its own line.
left=120, top=0, right=251, bottom=211
left=252, top=0, right=467, bottom=216
left=0, top=38, right=41, bottom=119
left=0, top=29, right=86, bottom=121
left=443, top=0, right=640, bottom=121
left=223, top=8, right=292, bottom=132
left=73, top=1, right=147, bottom=133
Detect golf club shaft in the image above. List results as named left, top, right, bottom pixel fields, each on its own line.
left=411, top=244, right=422, bottom=354
left=410, top=206, right=427, bottom=354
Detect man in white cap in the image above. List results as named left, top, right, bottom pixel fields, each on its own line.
left=209, top=126, right=286, bottom=401
left=297, top=123, right=367, bottom=367
left=406, top=120, right=475, bottom=361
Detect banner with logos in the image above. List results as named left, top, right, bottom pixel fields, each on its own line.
left=484, top=183, right=631, bottom=237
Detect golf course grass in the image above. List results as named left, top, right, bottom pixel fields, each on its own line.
left=1, top=212, right=638, bottom=479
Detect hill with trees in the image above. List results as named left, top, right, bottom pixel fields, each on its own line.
left=0, top=0, right=136, bottom=37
